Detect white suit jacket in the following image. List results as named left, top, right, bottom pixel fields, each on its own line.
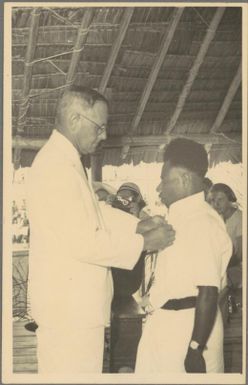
left=27, top=130, right=143, bottom=329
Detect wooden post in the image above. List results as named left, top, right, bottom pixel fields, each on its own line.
left=165, top=7, right=226, bottom=135
left=14, top=8, right=41, bottom=169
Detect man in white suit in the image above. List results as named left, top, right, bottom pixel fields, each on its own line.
left=27, top=86, right=175, bottom=375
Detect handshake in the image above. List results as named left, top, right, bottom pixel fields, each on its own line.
left=136, top=215, right=175, bottom=252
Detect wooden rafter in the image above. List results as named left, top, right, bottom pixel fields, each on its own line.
left=65, top=8, right=94, bottom=85
left=165, top=7, right=226, bottom=135
left=12, top=133, right=241, bottom=151
left=129, top=7, right=184, bottom=134
left=89, top=6, right=133, bottom=180
left=16, top=8, right=41, bottom=134
left=14, top=8, right=41, bottom=169
left=98, top=7, right=134, bottom=94
left=210, top=63, right=241, bottom=133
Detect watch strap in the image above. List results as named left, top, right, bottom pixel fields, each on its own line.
left=189, top=340, right=205, bottom=352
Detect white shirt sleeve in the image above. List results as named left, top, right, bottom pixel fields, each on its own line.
left=189, top=217, right=232, bottom=290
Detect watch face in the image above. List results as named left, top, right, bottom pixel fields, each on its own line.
left=190, top=340, right=199, bottom=350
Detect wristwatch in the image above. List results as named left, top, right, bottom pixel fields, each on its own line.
left=189, top=340, right=205, bottom=352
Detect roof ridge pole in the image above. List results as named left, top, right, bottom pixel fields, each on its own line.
left=98, top=7, right=134, bottom=94
left=129, top=7, right=184, bottom=135
left=210, top=63, right=241, bottom=133
left=65, top=8, right=94, bottom=86
left=14, top=7, right=41, bottom=169
left=165, top=7, right=226, bottom=135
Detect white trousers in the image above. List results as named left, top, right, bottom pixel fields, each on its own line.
left=135, top=308, right=224, bottom=373
left=36, top=325, right=105, bottom=374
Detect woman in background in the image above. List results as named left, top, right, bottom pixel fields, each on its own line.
left=210, top=183, right=242, bottom=274
left=210, top=183, right=242, bottom=326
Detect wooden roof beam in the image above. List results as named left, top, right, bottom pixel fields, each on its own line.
left=65, top=8, right=94, bottom=85
left=98, top=7, right=134, bottom=94
left=210, top=63, right=241, bottom=133
left=94, top=8, right=134, bottom=181
left=165, top=7, right=226, bottom=135
left=129, top=7, right=184, bottom=134
left=13, top=133, right=241, bottom=151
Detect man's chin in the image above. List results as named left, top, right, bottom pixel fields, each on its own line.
left=93, top=142, right=103, bottom=151
left=160, top=197, right=170, bottom=208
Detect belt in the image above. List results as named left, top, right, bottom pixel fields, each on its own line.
left=161, top=296, right=196, bottom=311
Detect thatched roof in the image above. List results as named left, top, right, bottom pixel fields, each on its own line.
left=11, top=5, right=242, bottom=169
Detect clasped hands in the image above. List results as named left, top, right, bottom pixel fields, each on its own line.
left=137, top=215, right=175, bottom=252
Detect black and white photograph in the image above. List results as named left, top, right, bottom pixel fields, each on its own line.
left=2, top=2, right=247, bottom=384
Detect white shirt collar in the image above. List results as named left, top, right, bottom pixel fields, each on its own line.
left=168, top=192, right=205, bottom=223
left=50, top=129, right=81, bottom=167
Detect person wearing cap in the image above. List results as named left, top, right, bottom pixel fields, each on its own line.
left=110, top=182, right=149, bottom=299
left=135, top=138, right=232, bottom=373
left=27, top=86, right=175, bottom=375
left=112, top=182, right=147, bottom=219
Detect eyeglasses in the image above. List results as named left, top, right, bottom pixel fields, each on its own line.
left=78, top=113, right=107, bottom=136
left=116, top=195, right=134, bottom=206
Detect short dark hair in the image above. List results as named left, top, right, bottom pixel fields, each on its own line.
left=211, top=183, right=237, bottom=202
left=67, top=85, right=109, bottom=107
left=56, top=86, right=108, bottom=124
left=164, top=138, right=208, bottom=177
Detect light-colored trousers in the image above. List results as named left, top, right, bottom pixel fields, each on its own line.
left=135, top=307, right=224, bottom=373
left=36, top=325, right=105, bottom=374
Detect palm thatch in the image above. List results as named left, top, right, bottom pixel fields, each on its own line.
left=10, top=5, right=242, bottom=170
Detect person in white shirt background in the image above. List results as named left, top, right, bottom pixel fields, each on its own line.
left=135, top=138, right=232, bottom=373
left=210, top=183, right=242, bottom=288
left=209, top=183, right=242, bottom=327
left=27, top=86, right=175, bottom=375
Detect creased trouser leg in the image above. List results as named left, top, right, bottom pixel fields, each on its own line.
left=36, top=325, right=105, bottom=374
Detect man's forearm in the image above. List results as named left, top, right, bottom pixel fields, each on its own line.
left=191, top=286, right=218, bottom=348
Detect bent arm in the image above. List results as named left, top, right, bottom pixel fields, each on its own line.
left=184, top=286, right=218, bottom=373
left=28, top=167, right=144, bottom=269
